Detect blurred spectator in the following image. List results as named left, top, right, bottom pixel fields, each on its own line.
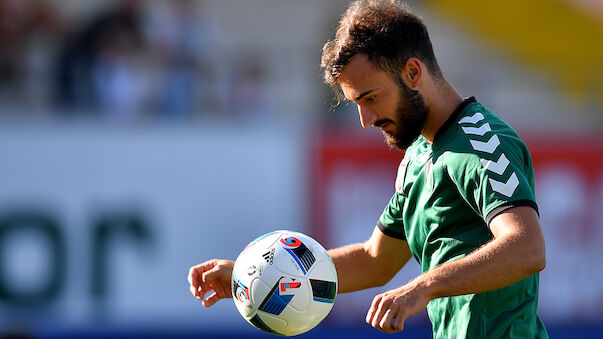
left=91, top=18, right=147, bottom=122
left=55, top=0, right=145, bottom=120
left=226, top=59, right=274, bottom=123
left=144, top=0, right=218, bottom=119
left=0, top=0, right=62, bottom=111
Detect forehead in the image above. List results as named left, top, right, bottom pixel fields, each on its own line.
left=338, top=54, right=396, bottom=101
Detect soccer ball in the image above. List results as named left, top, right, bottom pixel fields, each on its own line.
left=231, top=230, right=337, bottom=336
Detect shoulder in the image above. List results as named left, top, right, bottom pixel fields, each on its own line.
left=438, top=102, right=531, bottom=178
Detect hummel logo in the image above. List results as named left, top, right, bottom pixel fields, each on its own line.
left=262, top=248, right=275, bottom=265
left=470, top=135, right=500, bottom=154
left=458, top=112, right=484, bottom=125
left=489, top=172, right=519, bottom=197
left=462, top=123, right=491, bottom=136
left=481, top=153, right=510, bottom=175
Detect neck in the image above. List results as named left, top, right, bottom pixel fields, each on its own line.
left=421, top=78, right=463, bottom=144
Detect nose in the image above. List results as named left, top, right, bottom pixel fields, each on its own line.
left=358, top=104, right=377, bottom=128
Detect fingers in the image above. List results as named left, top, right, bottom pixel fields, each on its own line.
left=370, top=296, right=389, bottom=329
left=379, top=308, right=405, bottom=333
left=188, top=267, right=202, bottom=299
left=367, top=293, right=406, bottom=333
left=379, top=309, right=395, bottom=332
left=188, top=260, right=218, bottom=299
left=366, top=294, right=380, bottom=324
left=188, top=261, right=210, bottom=288
left=201, top=264, right=224, bottom=291
left=202, top=291, right=221, bottom=307
left=393, top=315, right=406, bottom=332
left=190, top=285, right=201, bottom=300
left=200, top=276, right=230, bottom=307
left=188, top=259, right=235, bottom=306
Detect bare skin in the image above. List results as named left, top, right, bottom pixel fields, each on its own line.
left=363, top=206, right=545, bottom=333
left=188, top=206, right=545, bottom=333
left=187, top=53, right=546, bottom=334
left=188, top=259, right=233, bottom=307
left=337, top=54, right=462, bottom=144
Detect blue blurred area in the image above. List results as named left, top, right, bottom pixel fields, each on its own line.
left=40, top=325, right=434, bottom=339
left=31, top=324, right=603, bottom=339
left=0, top=0, right=601, bottom=337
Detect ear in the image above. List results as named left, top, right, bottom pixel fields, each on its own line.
left=401, top=58, right=423, bottom=90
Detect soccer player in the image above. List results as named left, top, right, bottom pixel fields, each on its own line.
left=188, top=0, right=548, bottom=337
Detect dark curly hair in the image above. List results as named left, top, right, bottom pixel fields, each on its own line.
left=321, top=0, right=441, bottom=97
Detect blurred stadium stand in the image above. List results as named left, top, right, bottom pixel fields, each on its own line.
left=0, top=0, right=601, bottom=338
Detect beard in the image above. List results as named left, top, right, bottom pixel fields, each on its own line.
left=380, top=83, right=429, bottom=151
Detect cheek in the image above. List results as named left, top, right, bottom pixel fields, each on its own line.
left=383, top=91, right=403, bottom=117
left=384, top=100, right=403, bottom=122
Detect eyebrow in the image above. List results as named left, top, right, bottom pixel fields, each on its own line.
left=354, top=89, right=375, bottom=102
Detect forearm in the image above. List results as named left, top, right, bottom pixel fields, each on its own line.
left=329, top=243, right=386, bottom=293
left=363, top=207, right=546, bottom=333
left=328, top=227, right=412, bottom=293
left=419, top=229, right=546, bottom=301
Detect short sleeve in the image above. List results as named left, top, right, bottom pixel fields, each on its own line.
left=378, top=193, right=406, bottom=240
left=448, top=135, right=539, bottom=226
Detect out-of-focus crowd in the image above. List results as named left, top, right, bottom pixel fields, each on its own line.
left=0, top=0, right=273, bottom=123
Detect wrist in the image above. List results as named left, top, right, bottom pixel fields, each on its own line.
left=415, top=271, right=439, bottom=301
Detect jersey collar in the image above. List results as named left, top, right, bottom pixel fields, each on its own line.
left=432, top=96, right=477, bottom=146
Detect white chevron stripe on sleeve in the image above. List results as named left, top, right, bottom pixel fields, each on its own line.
left=489, top=172, right=519, bottom=197
left=458, top=112, right=484, bottom=125
left=481, top=153, right=510, bottom=175
left=462, top=123, right=491, bottom=136
left=470, top=135, right=500, bottom=154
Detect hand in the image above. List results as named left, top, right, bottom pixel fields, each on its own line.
left=366, top=280, right=432, bottom=333
left=188, top=259, right=234, bottom=307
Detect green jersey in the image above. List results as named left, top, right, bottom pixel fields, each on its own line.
left=379, top=97, right=547, bottom=338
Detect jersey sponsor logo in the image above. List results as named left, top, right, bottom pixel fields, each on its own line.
left=458, top=112, right=484, bottom=124
left=469, top=135, right=500, bottom=154
left=488, top=172, right=519, bottom=197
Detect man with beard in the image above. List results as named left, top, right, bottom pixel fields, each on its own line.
left=188, top=1, right=548, bottom=338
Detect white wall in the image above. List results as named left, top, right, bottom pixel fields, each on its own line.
left=0, top=123, right=306, bottom=331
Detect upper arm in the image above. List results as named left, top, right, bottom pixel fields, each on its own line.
left=489, top=205, right=546, bottom=272
left=364, top=226, right=413, bottom=284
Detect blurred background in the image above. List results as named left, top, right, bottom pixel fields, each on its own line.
left=0, top=0, right=601, bottom=338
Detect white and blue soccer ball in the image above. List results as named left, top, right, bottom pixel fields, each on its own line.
left=232, top=230, right=338, bottom=336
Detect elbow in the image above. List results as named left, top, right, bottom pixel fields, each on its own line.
left=373, top=271, right=396, bottom=287
left=533, top=251, right=546, bottom=273
left=533, top=236, right=547, bottom=273
left=526, top=243, right=546, bottom=274
left=517, top=227, right=546, bottom=275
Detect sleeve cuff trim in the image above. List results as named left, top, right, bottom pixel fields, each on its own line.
left=377, top=220, right=406, bottom=240
left=485, top=200, right=539, bottom=225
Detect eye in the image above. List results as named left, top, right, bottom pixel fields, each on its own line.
left=365, top=96, right=376, bottom=103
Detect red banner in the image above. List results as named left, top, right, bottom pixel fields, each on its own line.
left=311, top=129, right=603, bottom=322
